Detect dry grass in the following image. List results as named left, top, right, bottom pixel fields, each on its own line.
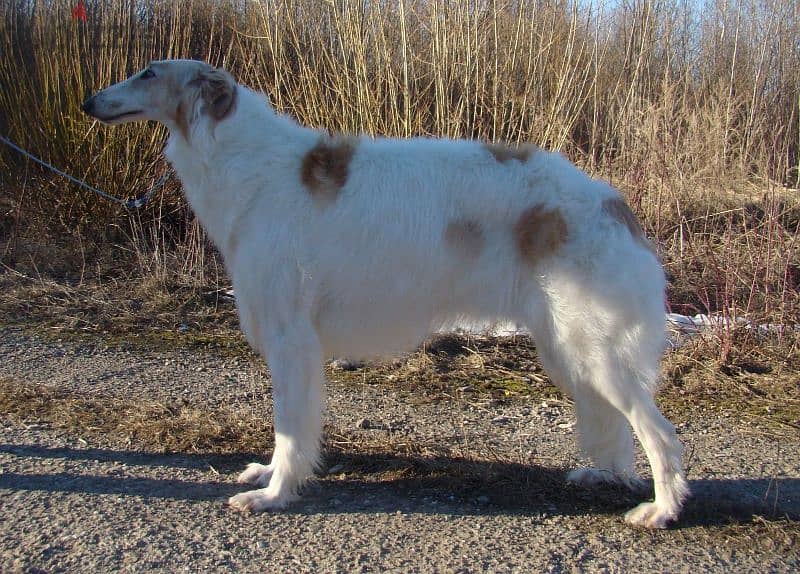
left=1, top=0, right=798, bottom=350
left=658, top=334, right=800, bottom=432
left=0, top=377, right=271, bottom=454
left=0, top=263, right=241, bottom=343
left=3, top=1, right=799, bottom=194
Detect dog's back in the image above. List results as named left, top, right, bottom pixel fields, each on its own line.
left=199, top=113, right=658, bottom=360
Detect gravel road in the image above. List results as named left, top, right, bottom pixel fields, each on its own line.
left=0, top=327, right=798, bottom=573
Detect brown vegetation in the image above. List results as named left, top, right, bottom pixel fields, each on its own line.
left=0, top=0, right=798, bottom=365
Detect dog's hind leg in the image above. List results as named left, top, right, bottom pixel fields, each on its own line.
left=235, top=462, right=274, bottom=487
left=567, top=388, right=644, bottom=491
left=229, top=319, right=324, bottom=512
left=600, top=371, right=689, bottom=529
left=527, top=282, right=688, bottom=528
left=532, top=334, right=642, bottom=491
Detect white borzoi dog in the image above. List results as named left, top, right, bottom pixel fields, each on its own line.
left=83, top=60, right=689, bottom=528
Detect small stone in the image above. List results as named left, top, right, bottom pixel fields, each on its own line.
left=331, top=358, right=362, bottom=370
left=355, top=418, right=371, bottom=429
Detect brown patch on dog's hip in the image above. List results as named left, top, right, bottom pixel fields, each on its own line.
left=602, top=197, right=654, bottom=252
left=484, top=142, right=537, bottom=164
left=513, top=205, right=568, bottom=266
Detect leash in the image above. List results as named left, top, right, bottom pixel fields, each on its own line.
left=0, top=134, right=171, bottom=209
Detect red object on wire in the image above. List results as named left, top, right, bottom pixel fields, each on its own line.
left=72, top=1, right=87, bottom=22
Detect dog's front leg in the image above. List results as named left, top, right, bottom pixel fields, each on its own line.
left=229, top=319, right=324, bottom=512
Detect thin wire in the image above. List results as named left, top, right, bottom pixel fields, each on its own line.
left=0, top=134, right=168, bottom=209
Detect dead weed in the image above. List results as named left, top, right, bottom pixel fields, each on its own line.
left=0, top=378, right=271, bottom=454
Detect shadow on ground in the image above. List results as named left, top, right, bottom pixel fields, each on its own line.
left=1, top=443, right=797, bottom=528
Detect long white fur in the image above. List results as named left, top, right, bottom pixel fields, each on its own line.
left=84, top=60, right=689, bottom=528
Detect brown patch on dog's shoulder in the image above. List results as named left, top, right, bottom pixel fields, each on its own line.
left=301, top=135, right=357, bottom=201
left=444, top=219, right=485, bottom=258
left=514, top=205, right=568, bottom=265
left=485, top=143, right=537, bottom=164
left=602, top=197, right=653, bottom=251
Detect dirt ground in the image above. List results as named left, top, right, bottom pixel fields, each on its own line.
left=0, top=325, right=798, bottom=573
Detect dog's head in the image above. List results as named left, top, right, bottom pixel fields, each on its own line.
left=82, top=59, right=237, bottom=139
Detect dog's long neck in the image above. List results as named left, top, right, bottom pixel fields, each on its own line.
left=164, top=86, right=317, bottom=257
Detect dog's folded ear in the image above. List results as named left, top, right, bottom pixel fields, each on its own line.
left=197, top=68, right=237, bottom=120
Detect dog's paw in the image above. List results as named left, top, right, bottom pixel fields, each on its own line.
left=624, top=502, right=676, bottom=529
left=236, top=463, right=274, bottom=487
left=567, top=467, right=645, bottom=491
left=228, top=488, right=297, bottom=513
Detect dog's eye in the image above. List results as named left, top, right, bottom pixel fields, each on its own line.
left=140, top=69, right=155, bottom=80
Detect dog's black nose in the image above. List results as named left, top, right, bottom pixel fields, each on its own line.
left=81, top=96, right=95, bottom=114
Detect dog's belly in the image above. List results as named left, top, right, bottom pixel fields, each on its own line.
left=315, top=293, right=441, bottom=359
left=312, top=257, right=530, bottom=359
